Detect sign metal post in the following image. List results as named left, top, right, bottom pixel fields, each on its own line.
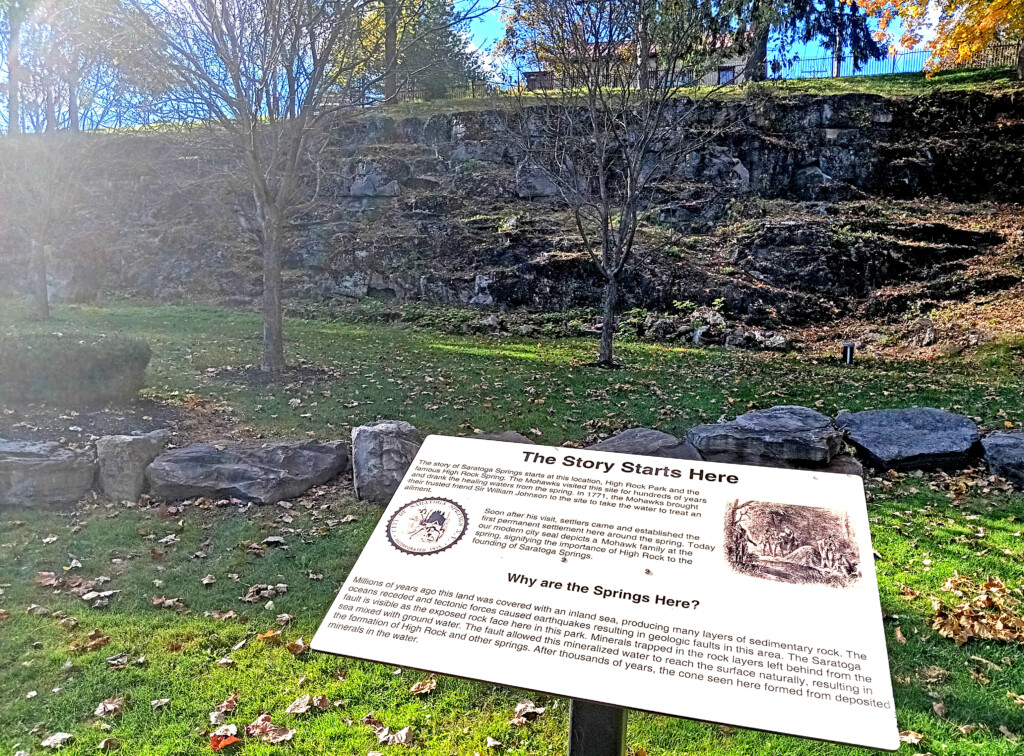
left=569, top=700, right=627, bottom=756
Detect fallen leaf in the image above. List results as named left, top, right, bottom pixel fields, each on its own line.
left=216, top=693, right=239, bottom=713
left=257, top=629, right=281, bottom=644
left=510, top=700, right=545, bottom=726
left=36, top=572, right=60, bottom=587
left=894, top=627, right=907, bottom=644
left=378, top=726, right=413, bottom=745
left=94, top=697, right=124, bottom=718
left=486, top=736, right=502, bottom=748
left=410, top=676, right=437, bottom=696
left=210, top=724, right=240, bottom=751
left=1000, top=725, right=1019, bottom=743
left=262, top=537, right=286, bottom=548
left=899, top=731, right=923, bottom=744
left=285, top=637, right=308, bottom=656
left=0, top=609, right=9, bottom=621
left=932, top=701, right=947, bottom=717
left=95, top=737, right=119, bottom=751
left=151, top=698, right=171, bottom=711
left=245, top=714, right=295, bottom=744
left=26, top=690, right=37, bottom=699
left=276, top=613, right=293, bottom=625
left=312, top=696, right=329, bottom=710
left=202, top=575, right=217, bottom=586
left=958, top=723, right=984, bottom=735
left=217, top=657, right=234, bottom=667
left=41, top=733, right=73, bottom=749
left=286, top=694, right=311, bottom=715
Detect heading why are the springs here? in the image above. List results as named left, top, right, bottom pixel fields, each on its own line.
left=520, top=450, right=740, bottom=484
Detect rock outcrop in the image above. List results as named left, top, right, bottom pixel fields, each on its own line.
left=981, top=432, right=1024, bottom=488
left=836, top=408, right=980, bottom=470
left=587, top=428, right=701, bottom=460
left=96, top=430, right=171, bottom=501
left=352, top=420, right=422, bottom=504
left=687, top=406, right=844, bottom=468
left=146, top=441, right=348, bottom=504
left=0, top=440, right=96, bottom=506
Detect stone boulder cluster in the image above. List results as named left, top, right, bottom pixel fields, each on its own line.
left=641, top=307, right=790, bottom=351
left=3, top=406, right=1023, bottom=508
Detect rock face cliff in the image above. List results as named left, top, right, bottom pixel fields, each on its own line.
left=1, top=91, right=1021, bottom=328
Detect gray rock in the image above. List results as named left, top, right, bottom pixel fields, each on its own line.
left=587, top=428, right=701, bottom=460
left=352, top=420, right=422, bottom=504
left=836, top=408, right=980, bottom=471
left=146, top=440, right=348, bottom=504
left=515, top=162, right=559, bottom=199
left=687, top=406, right=844, bottom=468
left=96, top=429, right=171, bottom=501
left=822, top=453, right=864, bottom=478
left=692, top=325, right=724, bottom=346
left=0, top=440, right=96, bottom=506
left=982, top=432, right=1024, bottom=487
left=690, top=307, right=726, bottom=328
left=478, top=431, right=536, bottom=445
left=649, top=319, right=677, bottom=341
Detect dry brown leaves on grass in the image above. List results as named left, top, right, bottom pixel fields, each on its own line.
left=244, top=714, right=295, bottom=744
left=361, top=713, right=413, bottom=746
left=509, top=700, right=545, bottom=727
left=93, top=697, right=124, bottom=718
left=70, top=629, right=110, bottom=653
left=409, top=676, right=437, bottom=695
left=932, top=574, right=1024, bottom=645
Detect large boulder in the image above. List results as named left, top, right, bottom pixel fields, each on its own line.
left=836, top=408, right=980, bottom=471
left=587, top=428, right=701, bottom=460
left=982, top=432, right=1024, bottom=487
left=352, top=420, right=422, bottom=504
left=146, top=440, right=348, bottom=504
left=687, top=406, right=843, bottom=468
left=96, top=429, right=171, bottom=501
left=0, top=440, right=96, bottom=506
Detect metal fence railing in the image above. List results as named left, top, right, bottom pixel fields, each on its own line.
left=357, top=42, right=1020, bottom=106
left=769, top=42, right=1021, bottom=80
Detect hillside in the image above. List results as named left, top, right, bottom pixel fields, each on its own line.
left=1, top=88, right=1022, bottom=355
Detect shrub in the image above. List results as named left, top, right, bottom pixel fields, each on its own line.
left=0, top=334, right=151, bottom=406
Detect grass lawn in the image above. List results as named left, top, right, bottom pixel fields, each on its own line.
left=2, top=300, right=1024, bottom=755
left=374, top=67, right=1023, bottom=118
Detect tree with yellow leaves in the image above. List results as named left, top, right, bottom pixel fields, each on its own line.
left=860, top=0, right=1024, bottom=79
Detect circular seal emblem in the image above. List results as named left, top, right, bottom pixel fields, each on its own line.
left=387, top=497, right=468, bottom=556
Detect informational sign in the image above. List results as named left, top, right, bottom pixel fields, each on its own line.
left=312, top=435, right=899, bottom=751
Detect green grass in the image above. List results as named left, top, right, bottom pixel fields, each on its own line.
left=2, top=300, right=1024, bottom=755
left=373, top=67, right=1022, bottom=118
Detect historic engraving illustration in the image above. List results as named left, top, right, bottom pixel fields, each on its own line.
left=724, top=500, right=861, bottom=587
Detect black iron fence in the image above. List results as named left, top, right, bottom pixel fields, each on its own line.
left=769, top=42, right=1021, bottom=79
left=359, top=42, right=1020, bottom=105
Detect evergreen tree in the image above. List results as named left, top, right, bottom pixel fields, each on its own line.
left=398, top=0, right=484, bottom=98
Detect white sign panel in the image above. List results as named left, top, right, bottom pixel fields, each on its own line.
left=312, top=435, right=899, bottom=751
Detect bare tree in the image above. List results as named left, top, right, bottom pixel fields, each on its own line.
left=128, top=0, right=490, bottom=372
left=500, top=0, right=752, bottom=366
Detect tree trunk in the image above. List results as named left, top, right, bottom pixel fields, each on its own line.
left=68, top=75, right=80, bottom=132
left=747, top=24, right=770, bottom=82
left=383, top=0, right=398, bottom=101
left=45, top=85, right=57, bottom=132
left=261, top=237, right=285, bottom=373
left=7, top=13, right=21, bottom=134
left=833, top=4, right=845, bottom=77
left=598, top=276, right=617, bottom=366
left=32, top=239, right=50, bottom=320
left=1018, top=43, right=1024, bottom=81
